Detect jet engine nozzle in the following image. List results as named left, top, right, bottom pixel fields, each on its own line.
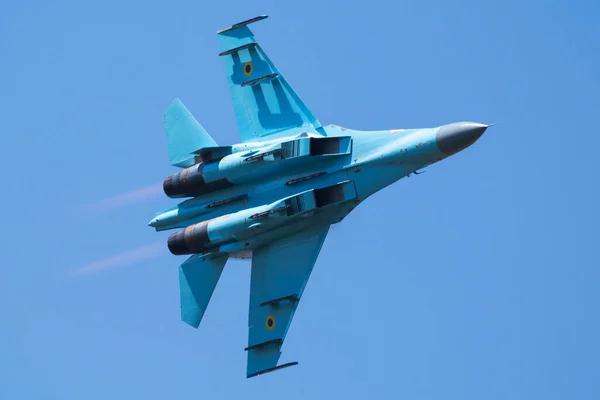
left=163, top=163, right=232, bottom=199
left=167, top=222, right=211, bottom=255
left=163, top=164, right=206, bottom=198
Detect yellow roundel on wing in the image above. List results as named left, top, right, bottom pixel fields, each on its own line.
left=265, top=316, right=275, bottom=330
left=243, top=62, right=253, bottom=76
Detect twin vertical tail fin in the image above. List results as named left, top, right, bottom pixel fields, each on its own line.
left=179, top=253, right=228, bottom=328
left=164, top=98, right=219, bottom=168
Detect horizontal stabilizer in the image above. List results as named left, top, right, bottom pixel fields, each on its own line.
left=179, top=253, right=228, bottom=328
left=165, top=98, right=218, bottom=168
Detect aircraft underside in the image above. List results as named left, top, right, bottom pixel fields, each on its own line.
left=151, top=15, right=488, bottom=378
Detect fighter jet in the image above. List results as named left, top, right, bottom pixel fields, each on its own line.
left=149, top=15, right=488, bottom=378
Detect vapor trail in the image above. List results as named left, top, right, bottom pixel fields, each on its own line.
left=72, top=241, right=166, bottom=275
left=80, top=183, right=163, bottom=213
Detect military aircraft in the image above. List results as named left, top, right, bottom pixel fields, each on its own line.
left=150, top=15, right=488, bottom=378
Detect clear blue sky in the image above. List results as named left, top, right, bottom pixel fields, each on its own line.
left=1, top=0, right=598, bottom=398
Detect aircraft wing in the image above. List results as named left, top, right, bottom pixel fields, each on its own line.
left=217, top=15, right=325, bottom=143
left=245, top=223, right=330, bottom=378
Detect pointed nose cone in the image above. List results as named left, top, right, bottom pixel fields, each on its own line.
left=436, top=122, right=488, bottom=156
left=148, top=217, right=159, bottom=227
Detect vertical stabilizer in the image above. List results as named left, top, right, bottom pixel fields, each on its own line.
left=164, top=98, right=218, bottom=168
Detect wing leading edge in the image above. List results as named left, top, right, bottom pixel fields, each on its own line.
left=217, top=15, right=325, bottom=143
left=246, top=223, right=330, bottom=378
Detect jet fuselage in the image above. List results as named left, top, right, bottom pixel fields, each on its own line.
left=150, top=122, right=487, bottom=258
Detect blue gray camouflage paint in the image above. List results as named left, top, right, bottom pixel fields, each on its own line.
left=150, top=15, right=488, bottom=378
